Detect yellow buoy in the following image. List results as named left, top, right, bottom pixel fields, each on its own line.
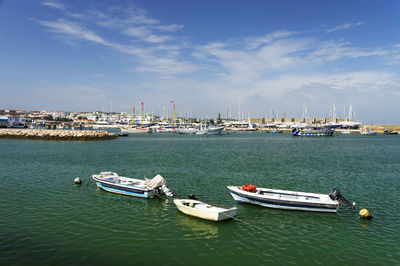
left=359, top=208, right=372, bottom=219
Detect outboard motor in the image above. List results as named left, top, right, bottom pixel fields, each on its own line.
left=329, top=188, right=356, bottom=209
left=161, top=184, right=173, bottom=197
left=188, top=194, right=197, bottom=200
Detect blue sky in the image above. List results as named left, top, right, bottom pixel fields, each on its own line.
left=1, top=0, right=399, bottom=123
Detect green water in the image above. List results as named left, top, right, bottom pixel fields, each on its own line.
left=1, top=132, right=399, bottom=265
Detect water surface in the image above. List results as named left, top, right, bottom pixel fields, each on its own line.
left=1, top=132, right=399, bottom=265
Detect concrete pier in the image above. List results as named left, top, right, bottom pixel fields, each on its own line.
left=0, top=129, right=116, bottom=140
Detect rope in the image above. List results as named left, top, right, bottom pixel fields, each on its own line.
left=219, top=211, right=362, bottom=265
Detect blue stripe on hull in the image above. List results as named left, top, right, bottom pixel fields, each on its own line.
left=229, top=191, right=337, bottom=213
left=96, top=183, right=153, bottom=198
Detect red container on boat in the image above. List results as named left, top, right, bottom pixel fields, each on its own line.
left=241, top=184, right=257, bottom=192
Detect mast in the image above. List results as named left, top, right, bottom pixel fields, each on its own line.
left=302, top=103, right=308, bottom=122
left=171, top=100, right=176, bottom=127
left=332, top=104, right=337, bottom=123
left=132, top=106, right=135, bottom=127
left=348, top=104, right=353, bottom=121
left=238, top=96, right=241, bottom=121
left=141, top=102, right=144, bottom=127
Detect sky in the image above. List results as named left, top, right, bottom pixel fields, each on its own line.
left=0, top=0, right=400, bottom=123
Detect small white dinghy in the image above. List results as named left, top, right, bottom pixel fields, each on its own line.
left=173, top=199, right=237, bottom=221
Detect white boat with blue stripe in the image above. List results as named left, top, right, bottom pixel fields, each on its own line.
left=227, top=186, right=355, bottom=213
left=92, top=172, right=173, bottom=199
left=291, top=126, right=334, bottom=136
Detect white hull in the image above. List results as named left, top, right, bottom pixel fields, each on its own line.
left=173, top=199, right=237, bottom=221
left=121, top=127, right=152, bottom=134
left=176, top=128, right=199, bottom=134
left=227, top=186, right=339, bottom=213
left=196, top=126, right=225, bottom=135
left=91, top=172, right=172, bottom=199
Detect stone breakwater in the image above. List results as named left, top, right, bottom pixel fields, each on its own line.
left=0, top=129, right=116, bottom=140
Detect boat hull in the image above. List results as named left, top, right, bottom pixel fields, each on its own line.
left=291, top=127, right=334, bottom=136
left=174, top=199, right=237, bottom=221
left=121, top=127, right=152, bottom=134
left=196, top=126, right=225, bottom=135
left=176, top=128, right=199, bottom=134
left=92, top=174, right=156, bottom=199
left=227, top=186, right=339, bottom=213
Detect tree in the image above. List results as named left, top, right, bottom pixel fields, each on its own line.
left=216, top=113, right=222, bottom=124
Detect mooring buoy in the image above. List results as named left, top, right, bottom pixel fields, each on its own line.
left=74, top=177, right=82, bottom=185
left=359, top=208, right=372, bottom=219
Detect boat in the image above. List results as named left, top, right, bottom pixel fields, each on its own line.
left=173, top=198, right=237, bottom=221
left=196, top=125, right=225, bottom=135
left=121, top=126, right=152, bottom=134
left=291, top=126, right=334, bottom=136
left=120, top=103, right=153, bottom=134
left=360, top=127, right=377, bottom=135
left=91, top=172, right=173, bottom=198
left=176, top=126, right=199, bottom=134
left=155, top=126, right=176, bottom=133
left=264, top=129, right=283, bottom=133
left=227, top=185, right=355, bottom=213
left=383, top=129, right=398, bottom=135
left=238, top=118, right=256, bottom=131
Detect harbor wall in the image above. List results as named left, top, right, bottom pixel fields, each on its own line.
left=0, top=129, right=116, bottom=140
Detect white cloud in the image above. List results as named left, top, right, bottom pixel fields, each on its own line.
left=135, top=56, right=197, bottom=75
left=156, top=24, right=184, bottom=32
left=36, top=19, right=107, bottom=45
left=41, top=0, right=65, bottom=10
left=244, top=30, right=295, bottom=49
left=326, top=22, right=363, bottom=33
left=123, top=26, right=172, bottom=43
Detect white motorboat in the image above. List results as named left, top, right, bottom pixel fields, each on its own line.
left=227, top=185, right=355, bottom=213
left=173, top=199, right=237, bottom=221
left=91, top=172, right=173, bottom=198
left=360, top=127, right=377, bottom=135
left=121, top=126, right=152, bottom=134
left=196, top=125, right=225, bottom=135
left=176, top=127, right=199, bottom=134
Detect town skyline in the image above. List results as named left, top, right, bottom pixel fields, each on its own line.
left=1, top=0, right=400, bottom=124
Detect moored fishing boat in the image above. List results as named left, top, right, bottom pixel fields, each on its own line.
left=383, top=129, right=398, bottom=135
left=291, top=126, right=334, bottom=136
left=91, top=172, right=173, bottom=198
left=227, top=185, right=355, bottom=213
left=360, top=127, right=377, bottom=135
left=173, top=198, right=237, bottom=221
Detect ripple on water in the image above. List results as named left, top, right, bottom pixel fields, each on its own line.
left=1, top=135, right=400, bottom=265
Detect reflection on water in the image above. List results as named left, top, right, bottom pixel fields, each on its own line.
left=174, top=213, right=219, bottom=239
